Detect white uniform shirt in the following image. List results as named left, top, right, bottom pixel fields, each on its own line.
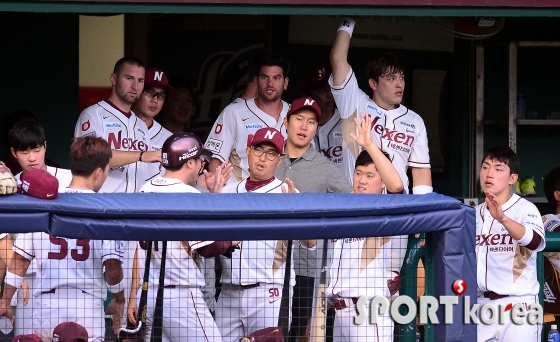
left=139, top=177, right=210, bottom=287
left=221, top=178, right=299, bottom=286
left=13, top=188, right=123, bottom=300
left=74, top=100, right=150, bottom=193
left=327, top=235, right=407, bottom=300
left=313, top=109, right=344, bottom=174
left=144, top=121, right=172, bottom=182
left=329, top=69, right=431, bottom=191
left=204, top=98, right=288, bottom=183
left=476, top=194, right=545, bottom=296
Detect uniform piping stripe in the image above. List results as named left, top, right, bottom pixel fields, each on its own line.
left=190, top=289, right=211, bottom=341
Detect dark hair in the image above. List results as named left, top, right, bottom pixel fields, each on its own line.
left=8, top=120, right=46, bottom=152
left=256, top=52, right=291, bottom=79
left=481, top=146, right=520, bottom=175
left=113, top=57, right=145, bottom=75
left=168, top=77, right=195, bottom=97
left=366, top=53, right=404, bottom=83
left=70, top=136, right=112, bottom=177
left=544, top=166, right=560, bottom=212
left=2, top=109, right=36, bottom=145
left=355, top=150, right=391, bottom=169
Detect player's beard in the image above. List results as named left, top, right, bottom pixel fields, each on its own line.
left=116, top=86, right=138, bottom=105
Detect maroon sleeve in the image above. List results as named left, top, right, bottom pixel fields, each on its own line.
left=524, top=230, right=542, bottom=251
left=197, top=241, right=232, bottom=258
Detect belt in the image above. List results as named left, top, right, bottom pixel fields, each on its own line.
left=483, top=291, right=509, bottom=300
left=332, top=297, right=358, bottom=310
left=41, top=288, right=88, bottom=295
left=223, top=283, right=261, bottom=290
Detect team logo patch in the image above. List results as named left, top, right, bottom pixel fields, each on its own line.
left=82, top=132, right=95, bottom=137
left=81, top=120, right=91, bottom=132
left=115, top=240, right=125, bottom=253
left=334, top=132, right=343, bottom=138
left=205, top=138, right=223, bottom=153
left=245, top=123, right=264, bottom=130
left=105, top=122, right=122, bottom=129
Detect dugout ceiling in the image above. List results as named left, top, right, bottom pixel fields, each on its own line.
left=3, top=0, right=560, bottom=16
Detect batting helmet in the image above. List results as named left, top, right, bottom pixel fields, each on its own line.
left=162, top=132, right=207, bottom=168
left=301, top=66, right=331, bottom=92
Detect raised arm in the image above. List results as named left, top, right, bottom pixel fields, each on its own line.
left=330, top=17, right=355, bottom=86
left=350, top=114, right=403, bottom=193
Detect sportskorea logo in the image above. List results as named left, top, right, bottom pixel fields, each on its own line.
left=353, top=280, right=543, bottom=326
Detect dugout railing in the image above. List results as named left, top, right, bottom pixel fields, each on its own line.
left=0, top=192, right=475, bottom=342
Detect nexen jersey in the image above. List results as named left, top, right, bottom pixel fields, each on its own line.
left=74, top=100, right=150, bottom=193
left=145, top=121, right=172, bottom=182
left=328, top=235, right=407, bottom=300
left=329, top=69, right=430, bottom=191
left=313, top=109, right=344, bottom=174
left=204, top=98, right=288, bottom=183
left=476, top=194, right=545, bottom=296
left=139, top=177, right=210, bottom=288
left=221, top=178, right=300, bottom=286
left=13, top=188, right=123, bottom=300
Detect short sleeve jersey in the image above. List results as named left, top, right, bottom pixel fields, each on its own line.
left=204, top=98, right=288, bottom=183
left=476, top=194, right=545, bottom=296
left=313, top=109, right=345, bottom=174
left=329, top=68, right=430, bottom=191
left=139, top=177, right=209, bottom=287
left=221, top=177, right=297, bottom=287
left=74, top=100, right=150, bottom=193
left=144, top=121, right=172, bottom=182
left=13, top=188, right=123, bottom=300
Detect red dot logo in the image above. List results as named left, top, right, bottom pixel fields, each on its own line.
left=452, top=279, right=467, bottom=296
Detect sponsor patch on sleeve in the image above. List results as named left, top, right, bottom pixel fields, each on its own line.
left=205, top=138, right=223, bottom=153
left=81, top=120, right=91, bottom=132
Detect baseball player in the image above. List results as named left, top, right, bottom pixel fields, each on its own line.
left=541, top=167, right=560, bottom=313
left=157, top=78, right=196, bottom=135
left=74, top=56, right=162, bottom=194
left=0, top=136, right=127, bottom=342
left=0, top=119, right=73, bottom=336
left=326, top=114, right=405, bottom=342
left=476, top=146, right=544, bottom=341
left=131, top=67, right=174, bottom=182
left=216, top=127, right=315, bottom=342
left=329, top=17, right=432, bottom=195
left=301, top=66, right=345, bottom=175
left=272, top=97, right=351, bottom=342
left=205, top=52, right=290, bottom=183
left=131, top=132, right=228, bottom=342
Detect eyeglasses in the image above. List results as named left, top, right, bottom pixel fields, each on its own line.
left=143, top=89, right=167, bottom=100
left=250, top=146, right=279, bottom=161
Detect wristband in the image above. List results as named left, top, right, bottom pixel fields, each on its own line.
left=107, top=279, right=125, bottom=294
left=139, top=151, right=144, bottom=162
left=5, top=271, right=24, bottom=289
left=338, top=17, right=356, bottom=38
left=412, top=185, right=433, bottom=195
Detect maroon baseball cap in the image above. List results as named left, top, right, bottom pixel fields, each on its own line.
left=240, top=327, right=284, bottom=342
left=52, top=322, right=88, bottom=342
left=144, top=67, right=174, bottom=95
left=249, top=128, right=284, bottom=154
left=11, top=334, right=43, bottom=342
left=301, top=65, right=331, bottom=91
left=287, top=97, right=322, bottom=122
left=20, top=169, right=58, bottom=200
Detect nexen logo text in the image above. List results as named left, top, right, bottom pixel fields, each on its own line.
left=108, top=131, right=147, bottom=151
left=369, top=116, right=415, bottom=147
left=106, top=123, right=122, bottom=128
